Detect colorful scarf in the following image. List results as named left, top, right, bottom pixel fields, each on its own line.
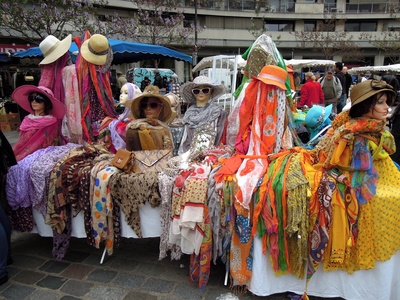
left=75, top=30, right=117, bottom=143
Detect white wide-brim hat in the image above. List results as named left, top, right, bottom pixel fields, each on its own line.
left=39, top=34, right=72, bottom=66
left=180, top=76, right=226, bottom=104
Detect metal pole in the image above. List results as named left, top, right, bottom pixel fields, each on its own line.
left=193, top=1, right=198, bottom=66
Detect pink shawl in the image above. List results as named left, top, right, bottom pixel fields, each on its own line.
left=13, top=115, right=59, bottom=161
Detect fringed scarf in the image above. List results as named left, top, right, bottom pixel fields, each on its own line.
left=75, top=31, right=118, bottom=143
left=316, top=111, right=396, bottom=204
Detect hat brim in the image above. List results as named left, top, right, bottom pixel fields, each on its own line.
left=252, top=76, right=287, bottom=91
left=352, top=88, right=396, bottom=106
left=180, top=82, right=226, bottom=104
left=305, top=104, right=332, bottom=128
left=39, top=34, right=72, bottom=66
left=130, top=93, right=172, bottom=123
left=12, top=85, right=66, bottom=119
left=80, top=39, right=107, bottom=66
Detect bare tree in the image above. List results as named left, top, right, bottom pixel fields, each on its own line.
left=291, top=13, right=364, bottom=62
left=360, top=30, right=400, bottom=64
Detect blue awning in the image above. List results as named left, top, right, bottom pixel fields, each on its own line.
left=0, top=52, right=11, bottom=63
left=12, top=38, right=192, bottom=64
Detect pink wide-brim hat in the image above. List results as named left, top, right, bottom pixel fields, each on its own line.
left=12, top=85, right=66, bottom=119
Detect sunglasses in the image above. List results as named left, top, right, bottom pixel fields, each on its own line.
left=140, top=102, right=163, bottom=109
left=28, top=94, right=46, bottom=103
left=192, top=88, right=211, bottom=95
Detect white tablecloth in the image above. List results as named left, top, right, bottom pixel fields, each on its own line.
left=249, top=237, right=400, bottom=300
left=30, top=202, right=161, bottom=238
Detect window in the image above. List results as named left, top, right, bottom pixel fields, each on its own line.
left=264, top=21, right=294, bottom=31
left=304, top=21, right=317, bottom=32
left=184, top=15, right=195, bottom=28
left=345, top=21, right=376, bottom=32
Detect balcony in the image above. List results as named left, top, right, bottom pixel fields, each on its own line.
left=181, top=0, right=392, bottom=14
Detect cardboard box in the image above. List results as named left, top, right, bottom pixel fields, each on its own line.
left=0, top=122, right=11, bottom=132
left=0, top=113, right=20, bottom=123
left=7, top=113, right=20, bottom=122
left=9, top=122, right=20, bottom=131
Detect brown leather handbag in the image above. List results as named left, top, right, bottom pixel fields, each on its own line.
left=111, top=149, right=135, bottom=173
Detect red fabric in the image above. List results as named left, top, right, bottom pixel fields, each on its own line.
left=298, top=79, right=324, bottom=107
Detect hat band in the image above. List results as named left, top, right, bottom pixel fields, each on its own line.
left=258, top=73, right=286, bottom=86
left=43, top=41, right=60, bottom=57
left=88, top=42, right=109, bottom=56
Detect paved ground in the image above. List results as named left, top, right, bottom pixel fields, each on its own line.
left=0, top=131, right=337, bottom=300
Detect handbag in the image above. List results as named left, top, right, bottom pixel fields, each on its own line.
left=111, top=149, right=135, bottom=173
left=24, top=72, right=34, bottom=82
left=133, top=149, right=172, bottom=173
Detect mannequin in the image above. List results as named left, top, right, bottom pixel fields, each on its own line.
left=179, top=76, right=227, bottom=154
left=98, top=83, right=142, bottom=152
left=11, top=85, right=66, bottom=161
left=125, top=85, right=174, bottom=151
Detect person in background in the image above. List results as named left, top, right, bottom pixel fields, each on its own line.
left=382, top=71, right=399, bottom=93
left=361, top=71, right=371, bottom=82
left=153, top=72, right=163, bottom=89
left=298, top=71, right=324, bottom=108
left=342, top=66, right=353, bottom=100
left=334, top=62, right=346, bottom=113
left=116, top=71, right=127, bottom=90
left=140, top=76, right=151, bottom=92
left=0, top=129, right=17, bottom=286
left=318, top=68, right=342, bottom=113
left=11, top=85, right=66, bottom=161
left=293, top=72, right=301, bottom=90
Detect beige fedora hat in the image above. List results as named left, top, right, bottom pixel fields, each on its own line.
left=80, top=34, right=110, bottom=66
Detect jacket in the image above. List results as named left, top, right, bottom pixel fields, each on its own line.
left=318, top=75, right=342, bottom=100
left=298, top=79, right=325, bottom=107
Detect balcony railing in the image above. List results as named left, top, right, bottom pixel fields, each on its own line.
left=181, top=0, right=392, bottom=13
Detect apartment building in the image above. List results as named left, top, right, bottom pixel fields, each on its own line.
left=104, top=0, right=400, bottom=69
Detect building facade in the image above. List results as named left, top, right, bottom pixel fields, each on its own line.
left=104, top=0, right=400, bottom=70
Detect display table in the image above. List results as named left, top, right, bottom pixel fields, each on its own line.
left=30, top=202, right=161, bottom=238
left=249, top=237, right=400, bottom=300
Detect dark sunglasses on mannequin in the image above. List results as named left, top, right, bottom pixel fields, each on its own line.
left=28, top=94, right=46, bottom=103
left=140, top=102, right=163, bottom=109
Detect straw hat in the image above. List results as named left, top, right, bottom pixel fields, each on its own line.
left=350, top=80, right=395, bottom=106
left=12, top=85, right=66, bottom=119
left=81, top=34, right=110, bottom=65
left=253, top=65, right=287, bottom=90
left=180, top=76, right=226, bottom=104
left=164, top=93, right=180, bottom=124
left=130, top=85, right=172, bottom=122
left=39, top=34, right=72, bottom=66
left=305, top=104, right=332, bottom=129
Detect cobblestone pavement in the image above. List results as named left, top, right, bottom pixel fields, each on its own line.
left=0, top=232, right=293, bottom=300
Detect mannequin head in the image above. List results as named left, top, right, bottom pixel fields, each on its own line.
left=192, top=85, right=212, bottom=107
left=28, top=92, right=53, bottom=116
left=140, top=97, right=163, bottom=119
left=130, top=85, right=172, bottom=122
left=119, top=83, right=141, bottom=106
left=180, top=76, right=226, bottom=107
